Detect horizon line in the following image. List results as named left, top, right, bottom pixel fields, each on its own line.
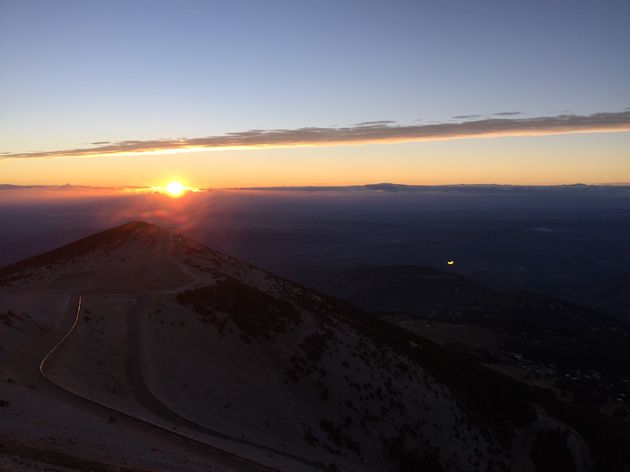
left=2, top=182, right=630, bottom=192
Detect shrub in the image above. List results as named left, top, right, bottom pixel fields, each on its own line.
left=177, top=277, right=300, bottom=339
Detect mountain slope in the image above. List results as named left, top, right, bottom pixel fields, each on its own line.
left=0, top=222, right=627, bottom=470
left=313, top=265, right=630, bottom=399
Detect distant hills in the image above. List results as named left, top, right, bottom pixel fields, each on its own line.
left=315, top=265, right=630, bottom=410
left=237, top=183, right=630, bottom=193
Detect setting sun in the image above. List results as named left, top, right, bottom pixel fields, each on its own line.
left=165, top=181, right=185, bottom=197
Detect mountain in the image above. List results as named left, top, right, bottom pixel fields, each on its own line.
left=314, top=266, right=630, bottom=443
left=0, top=222, right=628, bottom=471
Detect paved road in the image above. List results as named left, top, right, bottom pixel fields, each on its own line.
left=124, top=294, right=324, bottom=470
left=36, top=293, right=277, bottom=472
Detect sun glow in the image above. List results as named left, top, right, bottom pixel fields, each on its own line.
left=165, top=181, right=185, bottom=197
left=134, top=181, right=201, bottom=197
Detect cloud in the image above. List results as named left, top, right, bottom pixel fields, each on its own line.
left=493, top=111, right=522, bottom=116
left=452, top=114, right=481, bottom=119
left=354, top=120, right=397, bottom=126
left=2, top=111, right=630, bottom=160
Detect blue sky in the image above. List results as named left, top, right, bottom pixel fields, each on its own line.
left=1, top=0, right=629, bottom=185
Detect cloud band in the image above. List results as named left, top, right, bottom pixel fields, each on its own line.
left=3, top=111, right=630, bottom=160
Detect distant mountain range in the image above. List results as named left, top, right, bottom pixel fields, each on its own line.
left=237, top=183, right=630, bottom=193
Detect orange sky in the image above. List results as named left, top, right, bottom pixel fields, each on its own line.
left=2, top=131, right=629, bottom=188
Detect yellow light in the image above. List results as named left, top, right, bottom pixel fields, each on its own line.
left=447, top=260, right=454, bottom=265
left=165, top=181, right=185, bottom=197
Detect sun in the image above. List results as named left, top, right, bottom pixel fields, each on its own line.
left=165, top=181, right=185, bottom=197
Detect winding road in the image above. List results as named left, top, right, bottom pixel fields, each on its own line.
left=38, top=291, right=324, bottom=471
left=37, top=294, right=276, bottom=472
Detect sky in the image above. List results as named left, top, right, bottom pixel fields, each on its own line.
left=1, top=0, right=629, bottom=188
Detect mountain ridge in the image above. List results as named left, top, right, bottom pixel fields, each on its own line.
left=0, top=221, right=163, bottom=283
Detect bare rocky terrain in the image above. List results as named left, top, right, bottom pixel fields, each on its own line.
left=1, top=221, right=626, bottom=471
